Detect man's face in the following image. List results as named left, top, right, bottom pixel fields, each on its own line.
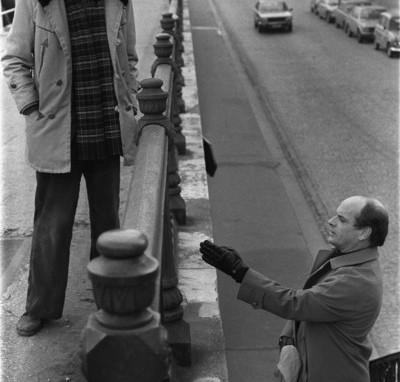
left=327, top=196, right=367, bottom=252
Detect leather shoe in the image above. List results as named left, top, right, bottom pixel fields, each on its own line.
left=16, top=313, right=44, bottom=336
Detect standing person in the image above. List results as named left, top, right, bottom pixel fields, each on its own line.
left=200, top=196, right=389, bottom=382
left=2, top=0, right=140, bottom=336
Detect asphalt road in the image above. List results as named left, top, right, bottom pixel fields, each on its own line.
left=197, top=0, right=399, bottom=358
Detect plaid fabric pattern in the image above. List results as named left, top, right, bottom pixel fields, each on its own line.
left=65, top=0, right=122, bottom=160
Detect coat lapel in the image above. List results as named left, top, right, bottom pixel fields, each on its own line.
left=42, top=0, right=71, bottom=55
left=40, top=0, right=126, bottom=65
left=310, top=249, right=334, bottom=273
left=302, top=249, right=334, bottom=289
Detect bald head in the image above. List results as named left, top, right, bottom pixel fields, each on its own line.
left=352, top=196, right=389, bottom=247
left=327, top=196, right=389, bottom=252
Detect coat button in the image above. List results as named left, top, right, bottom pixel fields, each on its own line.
left=115, top=38, right=121, bottom=46
left=56, top=79, right=63, bottom=86
left=48, top=113, right=55, bottom=119
left=114, top=105, right=119, bottom=113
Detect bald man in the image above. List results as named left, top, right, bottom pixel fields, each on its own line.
left=200, top=196, right=389, bottom=382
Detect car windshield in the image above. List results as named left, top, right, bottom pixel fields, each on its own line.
left=389, top=18, right=400, bottom=31
left=259, top=1, right=288, bottom=11
left=360, top=8, right=384, bottom=19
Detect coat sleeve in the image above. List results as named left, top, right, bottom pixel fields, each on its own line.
left=237, top=267, right=369, bottom=322
left=125, top=0, right=139, bottom=94
left=280, top=320, right=294, bottom=338
left=1, top=0, right=39, bottom=114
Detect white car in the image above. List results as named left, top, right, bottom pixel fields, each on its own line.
left=317, top=0, right=339, bottom=23
left=333, top=0, right=372, bottom=29
left=374, top=10, right=400, bottom=57
left=254, top=0, right=293, bottom=33
left=344, top=5, right=387, bottom=42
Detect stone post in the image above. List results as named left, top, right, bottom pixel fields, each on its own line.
left=160, top=194, right=191, bottom=366
left=81, top=229, right=170, bottom=382
left=161, top=12, right=186, bottom=118
left=147, top=46, right=186, bottom=224
left=152, top=32, right=186, bottom=156
left=161, top=12, right=184, bottom=68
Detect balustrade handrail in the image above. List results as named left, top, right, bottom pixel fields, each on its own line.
left=0, top=5, right=15, bottom=32
left=122, top=64, right=173, bottom=313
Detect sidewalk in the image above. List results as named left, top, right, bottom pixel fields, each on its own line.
left=0, top=1, right=228, bottom=381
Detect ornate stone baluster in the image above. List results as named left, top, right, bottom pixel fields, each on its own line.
left=149, top=39, right=186, bottom=224
left=152, top=32, right=186, bottom=155
left=160, top=194, right=191, bottom=366
left=81, top=229, right=170, bottom=382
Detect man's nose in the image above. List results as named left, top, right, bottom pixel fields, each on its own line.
left=328, top=216, right=336, bottom=226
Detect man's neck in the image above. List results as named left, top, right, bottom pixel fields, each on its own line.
left=336, top=244, right=371, bottom=255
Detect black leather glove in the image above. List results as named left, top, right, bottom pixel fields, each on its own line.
left=199, top=240, right=249, bottom=283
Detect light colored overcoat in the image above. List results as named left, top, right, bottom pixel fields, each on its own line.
left=238, top=247, right=382, bottom=382
left=2, top=0, right=140, bottom=173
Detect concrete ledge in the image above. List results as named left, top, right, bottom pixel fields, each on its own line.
left=172, top=2, right=229, bottom=379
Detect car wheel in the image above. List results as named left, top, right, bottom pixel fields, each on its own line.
left=258, top=24, right=264, bottom=33
left=347, top=26, right=353, bottom=37
left=326, top=13, right=331, bottom=23
left=287, top=23, right=293, bottom=32
left=374, top=41, right=380, bottom=50
left=335, top=20, right=340, bottom=28
left=386, top=44, right=394, bottom=58
left=357, top=31, right=363, bottom=43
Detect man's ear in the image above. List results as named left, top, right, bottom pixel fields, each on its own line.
left=359, top=226, right=372, bottom=241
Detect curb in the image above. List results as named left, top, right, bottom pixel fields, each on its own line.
left=172, top=0, right=229, bottom=380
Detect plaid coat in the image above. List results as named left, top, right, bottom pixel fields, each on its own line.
left=238, top=247, right=383, bottom=382
left=2, top=0, right=140, bottom=172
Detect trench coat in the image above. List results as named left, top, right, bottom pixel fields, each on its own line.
left=237, top=247, right=383, bottom=382
left=2, top=0, right=140, bottom=173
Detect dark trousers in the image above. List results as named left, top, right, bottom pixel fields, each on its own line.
left=26, top=156, right=120, bottom=319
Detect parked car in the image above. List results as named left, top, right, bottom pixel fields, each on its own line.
left=374, top=10, right=400, bottom=57
left=344, top=5, right=387, bottom=42
left=333, top=0, right=371, bottom=29
left=317, top=0, right=339, bottom=22
left=253, top=0, right=293, bottom=32
left=310, top=0, right=323, bottom=13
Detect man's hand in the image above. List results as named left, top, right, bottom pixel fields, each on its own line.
left=199, top=240, right=249, bottom=282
